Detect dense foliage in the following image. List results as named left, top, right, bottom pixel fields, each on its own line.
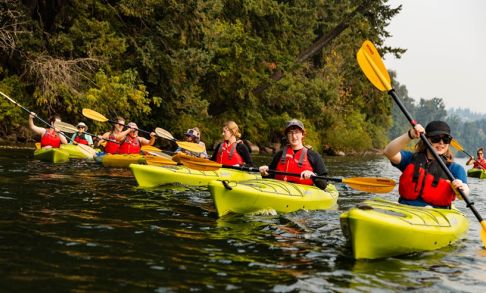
left=1, top=0, right=404, bottom=152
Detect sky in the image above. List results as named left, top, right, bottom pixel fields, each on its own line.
left=384, top=0, right=486, bottom=113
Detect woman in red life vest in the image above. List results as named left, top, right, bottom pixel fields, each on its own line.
left=29, top=112, right=68, bottom=148
left=259, top=119, right=328, bottom=189
left=70, top=122, right=94, bottom=147
left=466, top=147, right=486, bottom=170
left=384, top=120, right=469, bottom=208
left=118, top=122, right=156, bottom=154
left=98, top=117, right=129, bottom=154
left=210, top=121, right=253, bottom=166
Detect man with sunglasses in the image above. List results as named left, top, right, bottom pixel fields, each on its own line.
left=466, top=147, right=486, bottom=170
left=70, top=122, right=94, bottom=147
left=384, top=120, right=468, bottom=208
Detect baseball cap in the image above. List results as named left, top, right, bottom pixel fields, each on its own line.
left=425, top=121, right=451, bottom=137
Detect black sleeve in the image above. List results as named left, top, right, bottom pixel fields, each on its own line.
left=265, top=151, right=284, bottom=179
left=236, top=142, right=253, bottom=166
left=210, top=143, right=221, bottom=161
left=307, top=149, right=328, bottom=190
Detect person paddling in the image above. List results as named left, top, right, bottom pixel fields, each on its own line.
left=70, top=122, right=94, bottom=147
left=118, top=122, right=156, bottom=154
left=98, top=116, right=127, bottom=154
left=175, top=127, right=208, bottom=158
left=29, top=112, right=68, bottom=148
left=210, top=121, right=253, bottom=166
left=466, top=147, right=486, bottom=170
left=384, top=120, right=469, bottom=208
left=259, top=119, right=328, bottom=189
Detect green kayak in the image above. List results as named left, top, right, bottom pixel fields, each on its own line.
left=340, top=198, right=469, bottom=259
left=467, top=168, right=486, bottom=179
left=129, top=164, right=261, bottom=188
left=208, top=179, right=339, bottom=217
left=33, top=147, right=70, bottom=163
left=60, top=144, right=94, bottom=159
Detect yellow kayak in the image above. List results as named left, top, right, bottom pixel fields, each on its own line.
left=101, top=154, right=147, bottom=168
left=467, top=168, right=486, bottom=179
left=208, top=179, right=339, bottom=217
left=340, top=198, right=469, bottom=259
left=130, top=164, right=261, bottom=188
left=33, top=147, right=70, bottom=163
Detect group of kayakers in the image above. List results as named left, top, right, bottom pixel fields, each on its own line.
left=30, top=110, right=473, bottom=210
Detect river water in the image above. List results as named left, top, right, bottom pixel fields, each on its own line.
left=0, top=147, right=485, bottom=292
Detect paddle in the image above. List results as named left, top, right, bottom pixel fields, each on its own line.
left=176, top=157, right=396, bottom=194
left=54, top=121, right=119, bottom=144
left=1, top=90, right=96, bottom=157
left=450, top=139, right=486, bottom=170
left=144, top=155, right=178, bottom=166
left=357, top=40, right=486, bottom=246
left=140, top=145, right=174, bottom=160
left=82, top=108, right=204, bottom=153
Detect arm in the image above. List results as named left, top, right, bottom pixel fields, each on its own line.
left=210, top=143, right=221, bottom=162
left=465, top=157, right=474, bottom=165
left=306, top=150, right=328, bottom=190
left=70, top=133, right=76, bottom=144
left=28, top=112, right=46, bottom=136
left=139, top=132, right=156, bottom=146
left=86, top=134, right=94, bottom=146
left=384, top=125, right=423, bottom=164
left=236, top=143, right=253, bottom=166
left=59, top=133, right=68, bottom=145
left=450, top=163, right=470, bottom=196
left=259, top=151, right=282, bottom=178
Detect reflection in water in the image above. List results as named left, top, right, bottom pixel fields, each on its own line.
left=0, top=149, right=485, bottom=291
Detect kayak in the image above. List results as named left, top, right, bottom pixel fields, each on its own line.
left=33, top=147, right=70, bottom=163
left=340, top=198, right=469, bottom=259
left=208, top=179, right=339, bottom=217
left=101, top=154, right=147, bottom=168
left=467, top=168, right=486, bottom=179
left=60, top=144, right=93, bottom=159
left=129, top=164, right=261, bottom=188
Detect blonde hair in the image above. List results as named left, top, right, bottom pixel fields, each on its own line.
left=224, top=121, right=241, bottom=139
left=415, top=140, right=453, bottom=163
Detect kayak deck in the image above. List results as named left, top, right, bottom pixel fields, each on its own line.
left=467, top=168, right=486, bottom=179
left=129, top=164, right=262, bottom=187
left=209, top=179, right=339, bottom=217
left=340, top=198, right=469, bottom=259
left=33, top=148, right=70, bottom=163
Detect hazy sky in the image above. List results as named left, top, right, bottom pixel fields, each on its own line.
left=384, top=0, right=486, bottom=113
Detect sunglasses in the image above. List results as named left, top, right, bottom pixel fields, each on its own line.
left=77, top=126, right=85, bottom=129
left=428, top=135, right=452, bottom=144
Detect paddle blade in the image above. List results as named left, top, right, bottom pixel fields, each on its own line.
left=450, top=139, right=464, bottom=152
left=357, top=40, right=392, bottom=92
left=155, top=127, right=175, bottom=140
left=481, top=221, right=486, bottom=248
left=176, top=155, right=222, bottom=171
left=141, top=145, right=162, bottom=152
left=145, top=155, right=178, bottom=166
left=76, top=143, right=97, bottom=158
left=54, top=121, right=77, bottom=133
left=342, top=177, right=396, bottom=194
left=176, top=141, right=205, bottom=153
left=82, top=108, right=109, bottom=122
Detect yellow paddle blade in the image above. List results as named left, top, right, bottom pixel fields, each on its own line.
left=143, top=150, right=173, bottom=160
left=145, top=155, right=178, bottom=166
left=141, top=145, right=162, bottom=152
left=155, top=127, right=175, bottom=140
left=176, top=141, right=205, bottom=153
left=175, top=155, right=222, bottom=171
left=481, top=221, right=486, bottom=247
left=54, top=121, right=77, bottom=133
left=356, top=40, right=392, bottom=92
left=35, top=142, right=41, bottom=150
left=450, top=139, right=464, bottom=151
left=82, top=108, right=109, bottom=122
left=342, top=177, right=396, bottom=194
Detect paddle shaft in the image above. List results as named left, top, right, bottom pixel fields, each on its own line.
left=220, top=164, right=342, bottom=182
left=390, top=89, right=484, bottom=223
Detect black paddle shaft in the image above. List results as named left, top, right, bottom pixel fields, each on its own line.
left=389, top=89, right=484, bottom=222
left=222, top=164, right=342, bottom=182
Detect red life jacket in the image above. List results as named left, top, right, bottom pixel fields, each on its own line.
left=275, top=146, right=314, bottom=185
left=216, top=141, right=244, bottom=166
left=473, top=159, right=486, bottom=169
left=104, top=133, right=120, bottom=154
left=118, top=135, right=141, bottom=154
left=74, top=133, right=89, bottom=145
left=40, top=129, right=61, bottom=148
left=398, top=153, right=456, bottom=207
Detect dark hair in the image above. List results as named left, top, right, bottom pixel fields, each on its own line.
left=49, top=114, right=61, bottom=124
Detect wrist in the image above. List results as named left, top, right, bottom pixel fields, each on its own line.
left=407, top=129, right=414, bottom=139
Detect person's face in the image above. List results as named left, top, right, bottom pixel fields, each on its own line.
left=185, top=135, right=194, bottom=142
left=77, top=126, right=86, bottom=133
left=478, top=151, right=484, bottom=159
left=222, top=127, right=233, bottom=140
left=427, top=134, right=451, bottom=155
left=287, top=127, right=304, bottom=148
left=115, top=120, right=125, bottom=131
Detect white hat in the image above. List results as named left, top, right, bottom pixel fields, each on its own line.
left=77, top=122, right=88, bottom=131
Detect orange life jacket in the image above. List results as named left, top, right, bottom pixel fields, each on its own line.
left=40, top=129, right=61, bottom=148
left=398, top=153, right=456, bottom=207
left=275, top=146, right=314, bottom=185
left=215, top=141, right=244, bottom=166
